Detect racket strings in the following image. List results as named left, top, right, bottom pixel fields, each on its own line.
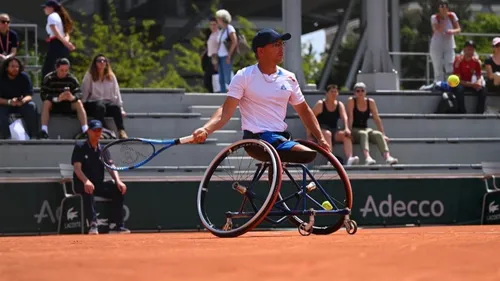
left=105, top=141, right=155, bottom=168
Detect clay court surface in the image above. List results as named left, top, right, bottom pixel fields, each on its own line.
left=1, top=225, right=499, bottom=281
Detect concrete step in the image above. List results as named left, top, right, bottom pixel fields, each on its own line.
left=29, top=91, right=500, bottom=115
left=2, top=138, right=499, bottom=167
left=15, top=112, right=500, bottom=140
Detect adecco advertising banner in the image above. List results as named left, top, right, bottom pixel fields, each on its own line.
left=349, top=178, right=486, bottom=226
left=0, top=178, right=488, bottom=235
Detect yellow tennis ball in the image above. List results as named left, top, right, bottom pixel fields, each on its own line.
left=322, top=201, right=333, bottom=210
left=447, top=74, right=460, bottom=88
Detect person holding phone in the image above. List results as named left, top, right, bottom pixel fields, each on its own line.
left=39, top=58, right=88, bottom=139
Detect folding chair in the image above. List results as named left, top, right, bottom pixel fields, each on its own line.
left=57, top=163, right=85, bottom=234
left=480, top=162, right=500, bottom=224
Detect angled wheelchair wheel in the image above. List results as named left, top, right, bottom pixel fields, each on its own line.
left=197, top=139, right=283, bottom=238
left=274, top=139, right=353, bottom=235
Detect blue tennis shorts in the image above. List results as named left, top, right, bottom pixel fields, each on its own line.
left=243, top=130, right=299, bottom=151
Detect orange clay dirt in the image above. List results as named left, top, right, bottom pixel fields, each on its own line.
left=1, top=225, right=499, bottom=281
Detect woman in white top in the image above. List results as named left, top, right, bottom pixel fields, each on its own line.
left=215, top=9, right=238, bottom=93
left=429, top=0, right=461, bottom=83
left=201, top=17, right=220, bottom=92
left=81, top=54, right=128, bottom=139
left=41, top=0, right=75, bottom=78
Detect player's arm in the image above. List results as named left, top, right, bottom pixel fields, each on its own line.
left=203, top=96, right=239, bottom=134
left=293, top=101, right=324, bottom=143
left=73, top=162, right=90, bottom=184
left=306, top=100, right=323, bottom=139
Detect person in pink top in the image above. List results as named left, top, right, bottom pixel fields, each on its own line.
left=191, top=29, right=329, bottom=153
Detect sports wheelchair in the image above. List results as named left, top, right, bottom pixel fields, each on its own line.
left=196, top=138, right=357, bottom=238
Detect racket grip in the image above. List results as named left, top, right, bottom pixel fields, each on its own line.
left=178, top=135, right=195, bottom=144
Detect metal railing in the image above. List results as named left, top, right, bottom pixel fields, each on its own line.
left=9, top=23, right=41, bottom=85
left=389, top=33, right=500, bottom=86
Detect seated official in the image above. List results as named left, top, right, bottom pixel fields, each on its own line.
left=0, top=57, right=38, bottom=139
left=71, top=120, right=130, bottom=235
left=39, top=58, right=88, bottom=139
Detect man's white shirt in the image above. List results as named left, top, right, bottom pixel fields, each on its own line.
left=226, top=64, right=305, bottom=133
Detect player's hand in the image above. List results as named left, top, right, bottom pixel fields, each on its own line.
left=84, top=180, right=95, bottom=194
left=116, top=180, right=127, bottom=195
left=383, top=135, right=390, bottom=142
left=318, top=138, right=331, bottom=152
left=192, top=127, right=209, bottom=143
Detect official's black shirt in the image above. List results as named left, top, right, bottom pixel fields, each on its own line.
left=71, top=141, right=111, bottom=186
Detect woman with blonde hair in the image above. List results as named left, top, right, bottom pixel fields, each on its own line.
left=215, top=9, right=238, bottom=93
left=346, top=82, right=398, bottom=165
left=81, top=54, right=128, bottom=139
left=41, top=0, right=76, bottom=78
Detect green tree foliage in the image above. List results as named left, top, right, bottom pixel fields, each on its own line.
left=455, top=13, right=500, bottom=60
left=70, top=0, right=169, bottom=88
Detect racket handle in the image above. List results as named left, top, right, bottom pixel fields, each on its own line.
left=178, top=135, right=195, bottom=144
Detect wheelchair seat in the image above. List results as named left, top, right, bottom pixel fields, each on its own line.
left=244, top=146, right=317, bottom=164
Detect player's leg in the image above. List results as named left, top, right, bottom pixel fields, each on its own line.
left=335, top=130, right=359, bottom=165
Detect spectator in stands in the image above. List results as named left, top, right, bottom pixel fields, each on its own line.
left=39, top=58, right=87, bottom=139
left=484, top=37, right=500, bottom=94
left=347, top=82, right=398, bottom=165
left=309, top=84, right=359, bottom=166
left=41, top=0, right=76, bottom=78
left=81, top=54, right=128, bottom=139
left=429, top=0, right=461, bottom=83
left=0, top=14, right=18, bottom=63
left=0, top=57, right=38, bottom=139
left=201, top=17, right=220, bottom=93
left=215, top=9, right=237, bottom=93
left=72, top=119, right=130, bottom=235
left=452, top=40, right=486, bottom=114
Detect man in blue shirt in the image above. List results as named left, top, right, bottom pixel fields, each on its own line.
left=71, top=120, right=130, bottom=234
left=0, top=57, right=38, bottom=139
left=0, top=14, right=18, bottom=62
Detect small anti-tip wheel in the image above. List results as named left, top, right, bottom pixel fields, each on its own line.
left=345, top=220, right=358, bottom=235
left=298, top=222, right=313, bottom=236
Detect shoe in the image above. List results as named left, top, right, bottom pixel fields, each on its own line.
left=346, top=156, right=359, bottom=166
left=365, top=157, right=376, bottom=165
left=385, top=156, right=398, bottom=165
left=37, top=130, right=49, bottom=139
left=88, top=223, right=99, bottom=235
left=109, top=225, right=131, bottom=234
left=118, top=130, right=128, bottom=139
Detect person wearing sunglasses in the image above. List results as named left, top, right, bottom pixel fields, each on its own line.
left=429, top=0, right=461, bottom=83
left=81, top=54, right=128, bottom=139
left=346, top=82, right=398, bottom=165
left=484, top=37, right=500, bottom=95
left=0, top=14, right=18, bottom=63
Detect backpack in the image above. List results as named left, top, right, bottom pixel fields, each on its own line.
left=435, top=92, right=459, bottom=114
left=223, top=28, right=251, bottom=57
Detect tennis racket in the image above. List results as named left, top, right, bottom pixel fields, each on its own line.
left=101, top=135, right=194, bottom=171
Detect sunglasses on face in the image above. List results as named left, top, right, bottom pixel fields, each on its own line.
left=0, top=20, right=10, bottom=24
left=355, top=89, right=365, bottom=93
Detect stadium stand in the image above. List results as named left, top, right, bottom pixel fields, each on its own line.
left=1, top=88, right=499, bottom=182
